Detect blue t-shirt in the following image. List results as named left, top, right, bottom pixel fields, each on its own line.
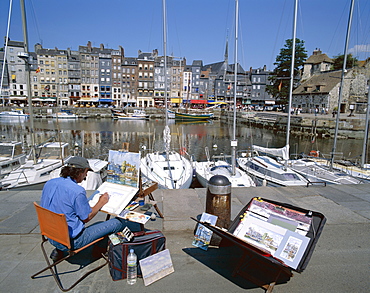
left=41, top=176, right=92, bottom=238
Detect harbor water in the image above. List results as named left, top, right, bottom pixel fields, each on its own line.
left=0, top=117, right=368, bottom=164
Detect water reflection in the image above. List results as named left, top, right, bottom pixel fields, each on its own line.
left=0, top=117, right=368, bottom=163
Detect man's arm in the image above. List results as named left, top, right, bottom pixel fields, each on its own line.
left=82, top=192, right=109, bottom=223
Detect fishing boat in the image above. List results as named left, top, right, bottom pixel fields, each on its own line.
left=0, top=109, right=29, bottom=119
left=0, top=141, right=71, bottom=190
left=194, top=0, right=256, bottom=188
left=167, top=109, right=214, bottom=121
left=0, top=141, right=26, bottom=177
left=140, top=0, right=193, bottom=189
left=112, top=109, right=149, bottom=120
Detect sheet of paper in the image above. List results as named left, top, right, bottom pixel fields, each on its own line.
left=89, top=181, right=138, bottom=215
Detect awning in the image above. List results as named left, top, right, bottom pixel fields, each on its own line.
left=208, top=101, right=227, bottom=105
left=265, top=101, right=275, bottom=105
left=190, top=99, right=208, bottom=104
left=99, top=99, right=113, bottom=102
left=171, top=98, right=182, bottom=103
left=33, top=98, right=56, bottom=102
left=10, top=96, right=27, bottom=100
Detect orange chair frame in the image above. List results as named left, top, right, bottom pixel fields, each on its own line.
left=31, top=202, right=108, bottom=291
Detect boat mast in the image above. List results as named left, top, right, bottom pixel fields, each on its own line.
left=1, top=0, right=13, bottom=106
left=330, top=0, right=355, bottom=170
left=361, top=81, right=370, bottom=168
left=163, top=0, right=168, bottom=128
left=162, top=0, right=175, bottom=188
left=20, top=0, right=37, bottom=164
left=286, top=0, right=298, bottom=148
left=231, top=0, right=239, bottom=176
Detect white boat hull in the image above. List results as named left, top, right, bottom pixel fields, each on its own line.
left=238, top=156, right=308, bottom=187
left=194, top=160, right=256, bottom=188
left=140, top=151, right=193, bottom=189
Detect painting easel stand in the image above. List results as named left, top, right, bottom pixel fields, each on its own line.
left=138, top=173, right=164, bottom=219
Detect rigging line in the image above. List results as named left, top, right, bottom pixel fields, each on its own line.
left=147, top=4, right=156, bottom=52
left=167, top=2, right=182, bottom=58
left=269, top=0, right=288, bottom=69
left=1, top=0, right=13, bottom=106
left=326, top=2, right=349, bottom=56
left=28, top=0, right=42, bottom=45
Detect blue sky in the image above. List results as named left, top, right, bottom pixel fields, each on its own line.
left=1, top=0, right=369, bottom=70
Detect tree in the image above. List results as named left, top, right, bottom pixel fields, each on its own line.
left=266, top=38, right=307, bottom=105
left=331, top=53, right=358, bottom=70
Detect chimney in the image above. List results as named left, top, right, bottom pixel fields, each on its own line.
left=100, top=43, right=104, bottom=50
left=87, top=41, right=92, bottom=48
left=313, top=48, right=322, bottom=55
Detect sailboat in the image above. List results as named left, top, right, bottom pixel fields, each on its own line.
left=140, top=0, right=193, bottom=189
left=237, top=145, right=309, bottom=187
left=287, top=0, right=363, bottom=185
left=0, top=1, right=71, bottom=190
left=237, top=0, right=308, bottom=187
left=194, top=0, right=256, bottom=188
left=0, top=141, right=27, bottom=177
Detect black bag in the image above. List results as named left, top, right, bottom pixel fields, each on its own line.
left=108, top=230, right=166, bottom=281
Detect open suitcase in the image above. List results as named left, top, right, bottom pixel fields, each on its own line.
left=193, top=197, right=326, bottom=292
left=108, top=230, right=166, bottom=281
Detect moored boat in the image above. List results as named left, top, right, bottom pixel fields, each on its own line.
left=0, top=141, right=27, bottom=177
left=0, top=141, right=71, bottom=190
left=167, top=109, right=214, bottom=121
left=112, top=109, right=149, bottom=120
left=0, top=109, right=29, bottom=119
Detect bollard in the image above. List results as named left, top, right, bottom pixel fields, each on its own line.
left=205, top=175, right=231, bottom=245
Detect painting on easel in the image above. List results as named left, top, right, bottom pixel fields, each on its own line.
left=107, top=150, right=140, bottom=188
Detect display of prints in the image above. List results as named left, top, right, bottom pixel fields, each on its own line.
left=248, top=198, right=312, bottom=235
left=139, top=249, right=174, bottom=286
left=275, top=230, right=310, bottom=270
left=192, top=212, right=218, bottom=251
left=107, top=150, right=140, bottom=188
left=233, top=214, right=287, bottom=255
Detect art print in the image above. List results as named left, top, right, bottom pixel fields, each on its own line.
left=275, top=230, right=310, bottom=270
left=192, top=212, right=218, bottom=250
left=234, top=214, right=287, bottom=255
left=139, top=249, right=174, bottom=286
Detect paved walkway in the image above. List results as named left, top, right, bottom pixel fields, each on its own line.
left=0, top=183, right=369, bottom=292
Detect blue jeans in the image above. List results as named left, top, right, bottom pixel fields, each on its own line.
left=49, top=217, right=127, bottom=251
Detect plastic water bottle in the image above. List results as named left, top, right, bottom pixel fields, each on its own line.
left=127, top=249, right=137, bottom=285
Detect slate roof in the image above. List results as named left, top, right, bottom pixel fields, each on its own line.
left=293, top=69, right=344, bottom=94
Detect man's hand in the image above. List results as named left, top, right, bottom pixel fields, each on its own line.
left=83, top=192, right=110, bottom=223
left=98, top=192, right=109, bottom=206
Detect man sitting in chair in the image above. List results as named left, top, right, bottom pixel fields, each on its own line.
left=41, top=156, right=127, bottom=261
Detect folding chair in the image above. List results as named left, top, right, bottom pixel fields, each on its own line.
left=31, top=202, right=108, bottom=292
